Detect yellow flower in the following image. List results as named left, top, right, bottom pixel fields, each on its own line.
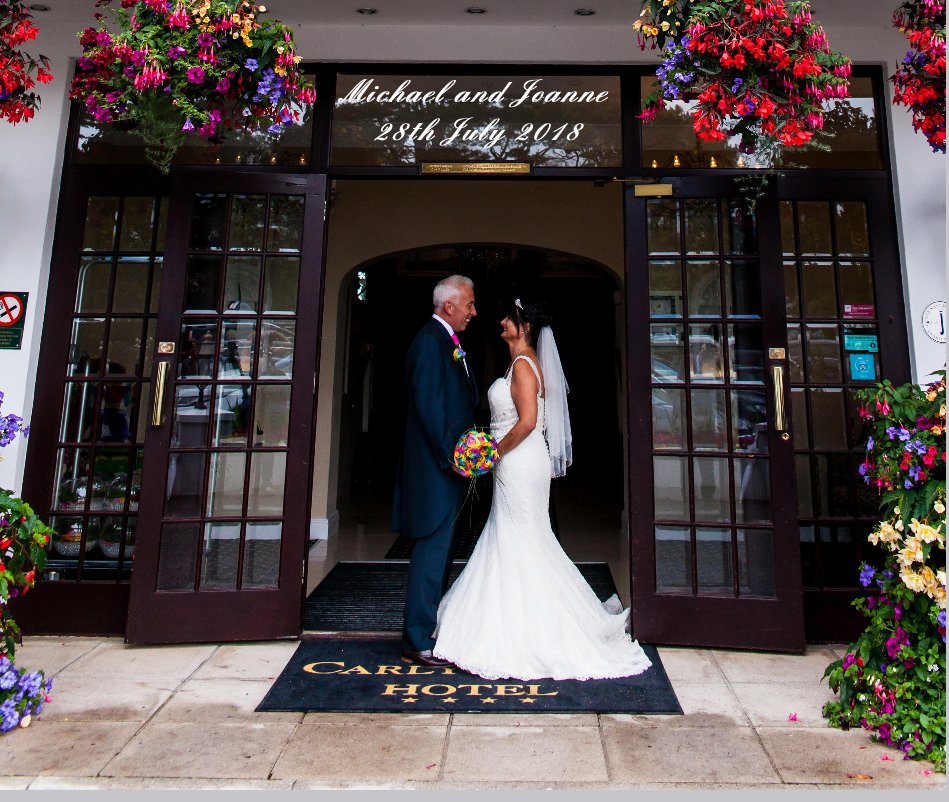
left=900, top=536, right=924, bottom=564
left=912, top=520, right=944, bottom=544
left=900, top=566, right=927, bottom=593
left=936, top=500, right=946, bottom=515
left=931, top=585, right=946, bottom=608
left=661, top=21, right=670, bottom=30
left=919, top=565, right=937, bottom=586
left=633, top=20, right=643, bottom=30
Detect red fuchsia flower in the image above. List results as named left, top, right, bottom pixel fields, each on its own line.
left=877, top=398, right=892, bottom=415
left=0, top=1, right=54, bottom=125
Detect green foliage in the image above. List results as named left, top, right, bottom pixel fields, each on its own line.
left=822, top=372, right=946, bottom=773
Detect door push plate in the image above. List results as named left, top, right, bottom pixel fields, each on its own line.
left=768, top=347, right=786, bottom=360
left=158, top=342, right=176, bottom=354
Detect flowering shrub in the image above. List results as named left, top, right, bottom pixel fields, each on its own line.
left=0, top=1, right=53, bottom=124
left=891, top=0, right=946, bottom=153
left=69, top=0, right=316, bottom=172
left=0, top=655, right=51, bottom=733
left=635, top=1, right=851, bottom=161
left=823, top=373, right=946, bottom=772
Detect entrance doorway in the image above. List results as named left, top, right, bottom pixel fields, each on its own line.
left=307, top=179, right=630, bottom=610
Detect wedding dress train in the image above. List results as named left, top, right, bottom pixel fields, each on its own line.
left=433, top=356, right=652, bottom=681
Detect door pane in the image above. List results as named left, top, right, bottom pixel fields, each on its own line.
left=725, top=260, right=761, bottom=317
left=200, top=522, right=240, bottom=590
left=787, top=324, right=804, bottom=382
left=691, top=388, right=727, bottom=451
left=687, top=261, right=721, bottom=316
left=189, top=194, right=228, bottom=251
left=732, top=388, right=768, bottom=453
left=801, top=262, right=837, bottom=318
left=68, top=319, right=106, bottom=376
left=689, top=324, right=724, bottom=382
left=654, top=456, right=689, bottom=519
left=651, top=324, right=684, bottom=381
left=60, top=383, right=96, bottom=443
left=207, top=452, right=247, bottom=516
left=83, top=196, right=119, bottom=251
left=172, top=384, right=212, bottom=447
left=247, top=452, right=286, bottom=516
left=790, top=387, right=808, bottom=449
left=655, top=526, right=692, bottom=593
left=242, top=522, right=281, bottom=588
left=693, top=456, right=729, bottom=522
left=157, top=523, right=199, bottom=590
left=805, top=324, right=842, bottom=382
left=796, top=201, right=832, bottom=255
left=228, top=195, right=267, bottom=252
left=106, top=318, right=144, bottom=376
left=737, top=529, right=775, bottom=596
left=214, top=384, right=252, bottom=446
left=796, top=455, right=814, bottom=517
left=722, top=199, right=757, bottom=254
left=76, top=258, right=112, bottom=312
left=696, top=527, right=733, bottom=595
left=255, top=385, right=291, bottom=447
left=112, top=258, right=150, bottom=313
left=784, top=262, right=800, bottom=317
left=184, top=256, right=223, bottom=313
left=258, top=320, right=295, bottom=378
left=165, top=453, right=207, bottom=517
left=118, top=197, right=157, bottom=252
left=684, top=199, right=718, bottom=254
left=179, top=320, right=218, bottom=379
left=834, top=202, right=870, bottom=256
left=224, top=256, right=262, bottom=313
left=263, top=257, right=300, bottom=313
left=647, top=199, right=680, bottom=255
left=268, top=195, right=305, bottom=252
left=221, top=319, right=257, bottom=379
left=735, top=458, right=770, bottom=523
left=729, top=324, right=764, bottom=383
left=652, top=388, right=686, bottom=450
left=839, top=262, right=874, bottom=311
left=780, top=201, right=796, bottom=255
left=809, top=388, right=847, bottom=449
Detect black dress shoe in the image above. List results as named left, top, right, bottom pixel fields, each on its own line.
left=401, top=649, right=454, bottom=668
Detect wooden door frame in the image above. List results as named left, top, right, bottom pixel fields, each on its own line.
left=124, top=172, right=327, bottom=644
left=625, top=176, right=807, bottom=652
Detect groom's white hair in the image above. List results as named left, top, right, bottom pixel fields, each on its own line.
left=432, top=274, right=473, bottom=311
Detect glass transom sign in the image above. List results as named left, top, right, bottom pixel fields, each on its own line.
left=648, top=197, right=776, bottom=597
left=331, top=74, right=622, bottom=167
left=156, top=192, right=305, bottom=592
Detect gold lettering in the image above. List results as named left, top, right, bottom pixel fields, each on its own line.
left=420, top=684, right=457, bottom=696
left=375, top=665, right=403, bottom=675
left=302, top=661, right=344, bottom=674
left=456, top=684, right=494, bottom=696
left=527, top=684, right=558, bottom=697
left=382, top=684, right=420, bottom=696
left=406, top=664, right=435, bottom=676
left=495, top=684, right=526, bottom=696
left=338, top=665, right=371, bottom=675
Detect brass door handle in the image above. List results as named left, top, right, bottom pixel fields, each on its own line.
left=151, top=360, right=169, bottom=426
left=771, top=364, right=786, bottom=434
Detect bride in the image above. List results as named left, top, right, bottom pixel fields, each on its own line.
left=432, top=297, right=652, bottom=681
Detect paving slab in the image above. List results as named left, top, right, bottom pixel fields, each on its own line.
left=730, top=680, right=838, bottom=728
left=0, top=777, right=32, bottom=790
left=603, top=679, right=749, bottom=727
left=39, top=676, right=176, bottom=722
left=60, top=642, right=218, bottom=682
left=712, top=647, right=840, bottom=685
left=758, top=727, right=944, bottom=785
left=654, top=647, right=726, bottom=684
left=154, top=678, right=303, bottom=723
left=451, top=712, right=599, bottom=727
left=28, top=777, right=296, bottom=790
left=272, top=721, right=448, bottom=782
left=1, top=721, right=140, bottom=777
left=11, top=636, right=103, bottom=677
left=442, top=725, right=608, bottom=782
left=102, top=721, right=298, bottom=779
left=600, top=722, right=782, bottom=784
left=190, top=641, right=298, bottom=681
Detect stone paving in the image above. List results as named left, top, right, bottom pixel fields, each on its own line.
left=1, top=637, right=945, bottom=791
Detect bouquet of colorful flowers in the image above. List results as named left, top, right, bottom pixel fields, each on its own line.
left=0, top=655, right=51, bottom=733
left=0, top=1, right=53, bottom=125
left=636, top=0, right=851, bottom=161
left=891, top=0, right=946, bottom=153
left=453, top=428, right=499, bottom=478
left=69, top=0, right=316, bottom=171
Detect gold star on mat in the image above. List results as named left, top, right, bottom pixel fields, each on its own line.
left=481, top=698, right=496, bottom=704
left=519, top=698, right=536, bottom=704
left=443, top=698, right=457, bottom=704
left=402, top=698, right=418, bottom=704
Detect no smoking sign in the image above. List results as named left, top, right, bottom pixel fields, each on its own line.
left=0, top=292, right=28, bottom=350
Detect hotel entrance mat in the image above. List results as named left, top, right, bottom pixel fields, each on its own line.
left=256, top=638, right=681, bottom=714
left=304, top=561, right=619, bottom=632
left=383, top=529, right=480, bottom=560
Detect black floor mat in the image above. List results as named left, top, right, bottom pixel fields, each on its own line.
left=304, top=560, right=620, bottom=632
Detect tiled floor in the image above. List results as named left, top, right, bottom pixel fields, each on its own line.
left=4, top=636, right=943, bottom=791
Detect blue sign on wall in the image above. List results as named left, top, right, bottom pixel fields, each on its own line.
left=849, top=352, right=877, bottom=381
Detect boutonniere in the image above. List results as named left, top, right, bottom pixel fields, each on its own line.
left=451, top=333, right=466, bottom=363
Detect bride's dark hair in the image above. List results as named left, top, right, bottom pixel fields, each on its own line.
left=504, top=296, right=553, bottom=350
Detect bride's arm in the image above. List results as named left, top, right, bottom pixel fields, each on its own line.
left=496, top=360, right=539, bottom=459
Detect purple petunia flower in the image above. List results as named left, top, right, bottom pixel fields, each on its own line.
left=904, top=479, right=914, bottom=489
left=182, top=118, right=195, bottom=132
left=245, top=58, right=259, bottom=71
left=167, top=46, right=187, bottom=60
left=858, top=563, right=875, bottom=588
left=186, top=66, right=206, bottom=84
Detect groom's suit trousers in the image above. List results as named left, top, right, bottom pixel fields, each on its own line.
left=402, top=503, right=460, bottom=652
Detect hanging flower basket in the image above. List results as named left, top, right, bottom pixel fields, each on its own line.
left=635, top=0, right=852, bottom=166
left=69, top=0, right=317, bottom=172
left=891, top=0, right=946, bottom=153
left=0, top=1, right=54, bottom=125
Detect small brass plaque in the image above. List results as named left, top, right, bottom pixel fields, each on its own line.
left=633, top=183, right=673, bottom=197
left=768, top=347, right=786, bottom=360
left=421, top=162, right=531, bottom=175
left=158, top=342, right=176, bottom=355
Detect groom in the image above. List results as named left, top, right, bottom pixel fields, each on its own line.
left=395, top=274, right=478, bottom=667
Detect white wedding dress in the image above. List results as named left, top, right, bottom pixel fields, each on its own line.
left=433, top=356, right=653, bottom=681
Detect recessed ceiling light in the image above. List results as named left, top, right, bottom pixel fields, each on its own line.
left=574, top=8, right=596, bottom=15
left=356, top=8, right=377, bottom=14
left=465, top=7, right=487, bottom=14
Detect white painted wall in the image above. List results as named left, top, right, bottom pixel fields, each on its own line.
left=0, top=4, right=944, bottom=493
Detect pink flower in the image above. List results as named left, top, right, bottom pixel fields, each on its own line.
left=787, top=712, right=799, bottom=722
left=879, top=753, right=893, bottom=761
left=186, top=66, right=206, bottom=84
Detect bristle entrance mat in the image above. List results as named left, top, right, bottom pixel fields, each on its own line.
left=256, top=638, right=682, bottom=714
